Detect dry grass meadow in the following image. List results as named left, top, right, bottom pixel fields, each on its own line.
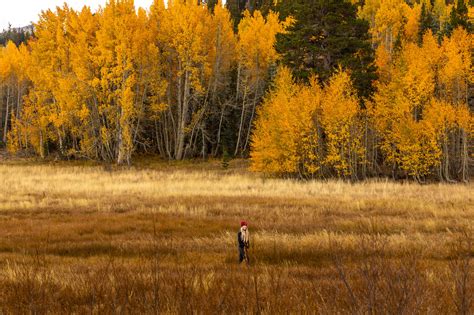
left=0, top=157, right=473, bottom=313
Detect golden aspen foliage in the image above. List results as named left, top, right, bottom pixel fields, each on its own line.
left=356, top=0, right=467, bottom=48
left=250, top=67, right=321, bottom=176
left=250, top=67, right=300, bottom=174
left=94, top=0, right=161, bottom=164
left=237, top=10, right=292, bottom=88
left=371, top=40, right=439, bottom=179
left=320, top=70, right=365, bottom=178
left=159, top=1, right=213, bottom=93
left=297, top=78, right=324, bottom=176
left=372, top=0, right=409, bottom=52
left=9, top=1, right=167, bottom=163
left=424, top=99, right=457, bottom=139
left=66, top=7, right=102, bottom=158
left=439, top=28, right=473, bottom=104
left=1, top=0, right=471, bottom=182
left=423, top=99, right=458, bottom=174
left=404, top=4, right=421, bottom=42
left=17, top=5, right=74, bottom=157
left=156, top=1, right=215, bottom=160
left=400, top=42, right=436, bottom=115
left=436, top=1, right=453, bottom=30
left=208, top=2, right=237, bottom=93
left=251, top=67, right=364, bottom=178
left=371, top=26, right=473, bottom=181
left=374, top=43, right=392, bottom=83
left=421, top=30, right=444, bottom=67
left=393, top=118, right=441, bottom=179
left=2, top=42, right=30, bottom=151
left=357, top=0, right=381, bottom=31
left=234, top=9, right=293, bottom=155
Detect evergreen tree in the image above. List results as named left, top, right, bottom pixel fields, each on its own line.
left=275, top=0, right=377, bottom=99
left=0, top=25, right=33, bottom=46
left=225, top=0, right=274, bottom=28
left=446, top=0, right=472, bottom=35
left=202, top=0, right=218, bottom=11
left=226, top=0, right=247, bottom=28
left=418, top=2, right=440, bottom=44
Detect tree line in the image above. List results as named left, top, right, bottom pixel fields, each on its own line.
left=252, top=0, right=473, bottom=182
left=1, top=0, right=292, bottom=164
left=0, top=0, right=472, bottom=181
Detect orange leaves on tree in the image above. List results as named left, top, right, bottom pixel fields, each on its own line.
left=237, top=10, right=293, bottom=87
left=251, top=67, right=321, bottom=176
left=371, top=26, right=473, bottom=180
left=251, top=67, right=364, bottom=178
left=321, top=70, right=365, bottom=178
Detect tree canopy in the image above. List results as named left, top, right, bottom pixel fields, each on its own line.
left=275, top=0, right=377, bottom=98
left=0, top=0, right=472, bottom=182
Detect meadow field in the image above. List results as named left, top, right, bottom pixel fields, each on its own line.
left=0, top=158, right=472, bottom=313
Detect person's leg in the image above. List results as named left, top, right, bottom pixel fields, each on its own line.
left=239, top=247, right=244, bottom=263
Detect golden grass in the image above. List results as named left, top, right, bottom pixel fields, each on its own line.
left=0, top=161, right=472, bottom=313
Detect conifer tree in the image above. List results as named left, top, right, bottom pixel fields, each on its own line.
left=419, top=2, right=440, bottom=44
left=275, top=0, right=377, bottom=98
left=446, top=0, right=472, bottom=35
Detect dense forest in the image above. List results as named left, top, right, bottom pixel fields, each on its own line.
left=0, top=0, right=472, bottom=181
left=0, top=25, right=33, bottom=47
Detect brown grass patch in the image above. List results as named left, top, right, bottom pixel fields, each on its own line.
left=0, top=163, right=472, bottom=313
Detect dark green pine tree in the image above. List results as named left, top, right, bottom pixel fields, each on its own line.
left=204, top=0, right=219, bottom=11
left=0, top=25, right=32, bottom=46
left=418, top=2, right=440, bottom=44
left=275, top=0, right=377, bottom=99
left=446, top=0, right=472, bottom=35
left=249, top=0, right=275, bottom=14
left=226, top=0, right=247, bottom=28
left=226, top=0, right=275, bottom=28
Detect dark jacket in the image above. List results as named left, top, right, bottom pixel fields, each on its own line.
left=237, top=231, right=249, bottom=248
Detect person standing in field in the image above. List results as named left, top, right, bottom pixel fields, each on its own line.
left=238, top=221, right=250, bottom=264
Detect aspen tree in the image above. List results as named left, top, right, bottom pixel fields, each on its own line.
left=321, top=70, right=365, bottom=179
left=371, top=27, right=472, bottom=181
left=208, top=2, right=237, bottom=156
left=67, top=6, right=102, bottom=158
left=94, top=0, right=164, bottom=164
left=423, top=99, right=457, bottom=181
left=372, top=0, right=408, bottom=54
left=157, top=0, right=214, bottom=160
left=18, top=5, right=74, bottom=157
left=439, top=28, right=472, bottom=105
left=234, top=10, right=292, bottom=156
left=0, top=42, right=23, bottom=143
left=252, top=67, right=364, bottom=178
left=251, top=67, right=321, bottom=176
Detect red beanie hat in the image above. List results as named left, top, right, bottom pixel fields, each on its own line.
left=240, top=221, right=248, bottom=227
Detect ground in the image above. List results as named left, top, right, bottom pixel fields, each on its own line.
left=0, top=157, right=472, bottom=313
